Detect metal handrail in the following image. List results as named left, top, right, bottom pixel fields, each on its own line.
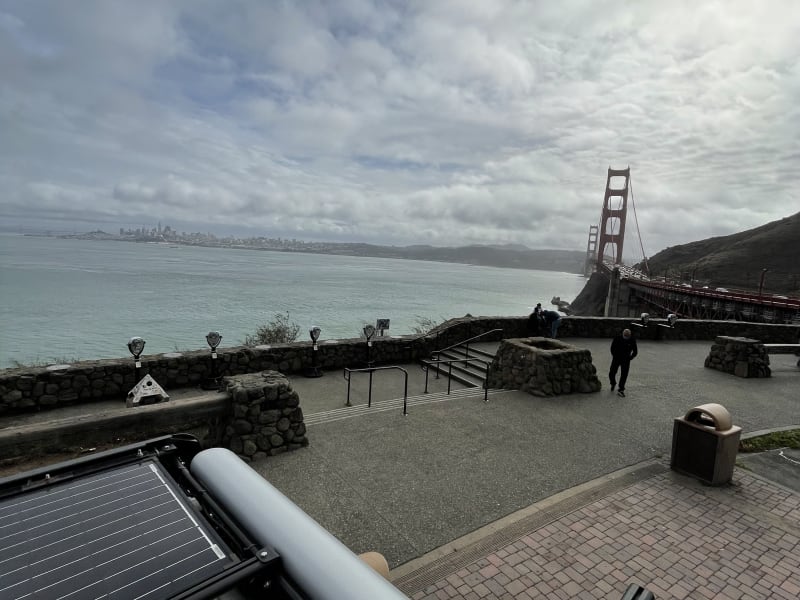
left=418, top=318, right=470, bottom=342
left=431, top=328, right=503, bottom=362
left=342, top=366, right=409, bottom=415
left=420, top=357, right=491, bottom=403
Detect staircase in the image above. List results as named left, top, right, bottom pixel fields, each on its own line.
left=423, top=344, right=496, bottom=388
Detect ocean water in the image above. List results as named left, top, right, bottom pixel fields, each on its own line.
left=0, top=234, right=586, bottom=369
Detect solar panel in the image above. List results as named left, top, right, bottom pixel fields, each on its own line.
left=0, top=435, right=404, bottom=600
left=0, top=460, right=230, bottom=600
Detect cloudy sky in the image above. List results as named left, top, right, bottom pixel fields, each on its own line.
left=1, top=1, right=798, bottom=259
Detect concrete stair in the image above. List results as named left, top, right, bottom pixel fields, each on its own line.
left=305, top=387, right=508, bottom=426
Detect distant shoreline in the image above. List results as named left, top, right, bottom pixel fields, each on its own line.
left=20, top=231, right=587, bottom=275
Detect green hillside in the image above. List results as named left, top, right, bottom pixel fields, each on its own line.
left=640, top=211, right=800, bottom=295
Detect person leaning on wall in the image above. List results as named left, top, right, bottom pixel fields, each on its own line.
left=542, top=310, right=562, bottom=338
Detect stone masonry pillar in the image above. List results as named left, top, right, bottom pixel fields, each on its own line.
left=223, top=371, right=309, bottom=460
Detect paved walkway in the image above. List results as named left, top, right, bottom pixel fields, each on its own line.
left=262, top=338, right=800, bottom=599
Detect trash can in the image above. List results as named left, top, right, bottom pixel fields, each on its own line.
left=670, top=403, right=741, bottom=485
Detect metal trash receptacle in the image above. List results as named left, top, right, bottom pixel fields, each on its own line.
left=671, top=403, right=741, bottom=485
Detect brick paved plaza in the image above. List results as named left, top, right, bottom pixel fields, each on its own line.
left=403, top=468, right=799, bottom=599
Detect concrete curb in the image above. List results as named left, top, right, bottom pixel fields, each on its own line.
left=0, top=393, right=228, bottom=457
left=740, top=424, right=800, bottom=440
left=390, top=458, right=668, bottom=594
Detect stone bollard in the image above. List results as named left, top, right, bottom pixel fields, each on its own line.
left=703, top=336, right=771, bottom=378
left=222, top=371, right=309, bottom=460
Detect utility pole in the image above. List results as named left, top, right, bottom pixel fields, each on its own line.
left=758, top=268, right=768, bottom=298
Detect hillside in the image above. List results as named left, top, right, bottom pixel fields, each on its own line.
left=387, top=245, right=585, bottom=272
left=284, top=243, right=585, bottom=272
left=639, top=211, right=800, bottom=295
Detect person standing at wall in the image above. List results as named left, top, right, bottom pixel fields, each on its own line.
left=527, top=310, right=541, bottom=336
left=609, top=328, right=638, bottom=397
left=527, top=303, right=545, bottom=336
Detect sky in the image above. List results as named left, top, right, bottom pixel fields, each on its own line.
left=1, top=1, right=798, bottom=260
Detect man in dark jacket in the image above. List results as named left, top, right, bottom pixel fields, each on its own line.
left=609, top=328, right=637, bottom=397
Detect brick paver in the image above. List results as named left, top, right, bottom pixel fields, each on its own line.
left=410, top=470, right=800, bottom=599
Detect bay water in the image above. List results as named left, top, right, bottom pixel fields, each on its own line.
left=0, top=234, right=586, bottom=369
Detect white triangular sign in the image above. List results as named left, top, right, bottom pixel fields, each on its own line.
left=126, top=374, right=170, bottom=408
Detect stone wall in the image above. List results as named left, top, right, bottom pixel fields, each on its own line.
left=0, top=335, right=420, bottom=416
left=488, top=338, right=602, bottom=396
left=1, top=316, right=796, bottom=415
left=222, top=371, right=308, bottom=460
left=704, top=336, right=771, bottom=378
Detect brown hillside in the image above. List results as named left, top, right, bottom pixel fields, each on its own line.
left=639, top=211, right=800, bottom=295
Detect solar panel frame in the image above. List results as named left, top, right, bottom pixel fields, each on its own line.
left=0, top=437, right=282, bottom=600
left=0, top=459, right=230, bottom=599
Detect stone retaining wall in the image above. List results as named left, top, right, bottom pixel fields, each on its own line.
left=1, top=316, right=796, bottom=415
left=222, top=371, right=308, bottom=460
left=704, top=336, right=772, bottom=378
left=0, top=336, right=420, bottom=416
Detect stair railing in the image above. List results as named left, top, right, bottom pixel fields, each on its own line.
left=430, top=328, right=503, bottom=364
left=420, top=358, right=491, bottom=402
left=343, top=366, right=409, bottom=415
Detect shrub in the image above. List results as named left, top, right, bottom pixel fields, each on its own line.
left=411, top=315, right=440, bottom=335
left=244, top=312, right=301, bottom=346
left=10, top=355, right=82, bottom=369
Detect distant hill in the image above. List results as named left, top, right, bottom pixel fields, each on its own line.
left=639, top=211, right=800, bottom=294
left=324, top=243, right=585, bottom=273
left=53, top=229, right=585, bottom=274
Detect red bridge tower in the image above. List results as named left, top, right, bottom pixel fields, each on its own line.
left=596, top=167, right=630, bottom=268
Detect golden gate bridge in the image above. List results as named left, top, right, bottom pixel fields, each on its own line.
left=585, top=168, right=800, bottom=324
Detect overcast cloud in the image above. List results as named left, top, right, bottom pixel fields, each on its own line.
left=1, top=0, right=798, bottom=259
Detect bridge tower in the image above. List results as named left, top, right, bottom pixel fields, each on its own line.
left=584, top=225, right=598, bottom=276
left=596, top=167, right=630, bottom=268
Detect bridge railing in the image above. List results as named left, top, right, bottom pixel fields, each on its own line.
left=628, top=280, right=800, bottom=309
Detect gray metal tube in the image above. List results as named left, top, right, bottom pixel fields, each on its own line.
left=191, top=448, right=408, bottom=600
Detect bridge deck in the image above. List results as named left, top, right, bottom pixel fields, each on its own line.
left=600, top=262, right=800, bottom=322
